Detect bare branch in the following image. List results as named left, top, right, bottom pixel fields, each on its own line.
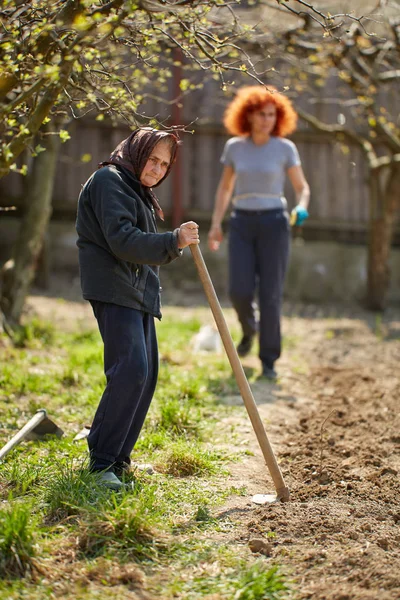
left=270, top=0, right=386, bottom=38
left=296, top=106, right=378, bottom=167
left=375, top=119, right=400, bottom=153
left=379, top=69, right=400, bottom=80
left=5, top=78, right=46, bottom=114
left=373, top=153, right=400, bottom=171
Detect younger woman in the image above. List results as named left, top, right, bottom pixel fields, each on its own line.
left=208, top=86, right=310, bottom=379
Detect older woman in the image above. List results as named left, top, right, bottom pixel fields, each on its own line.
left=208, top=86, right=310, bottom=380
left=76, top=127, right=199, bottom=489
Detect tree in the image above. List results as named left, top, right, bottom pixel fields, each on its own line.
left=0, top=0, right=264, bottom=176
left=0, top=0, right=271, bottom=328
left=253, top=0, right=400, bottom=309
left=0, top=126, right=61, bottom=324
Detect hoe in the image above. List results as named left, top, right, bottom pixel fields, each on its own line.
left=190, top=244, right=290, bottom=503
left=0, top=409, right=63, bottom=462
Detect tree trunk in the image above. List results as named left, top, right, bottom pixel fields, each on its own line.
left=367, top=166, right=400, bottom=311
left=0, top=132, right=60, bottom=326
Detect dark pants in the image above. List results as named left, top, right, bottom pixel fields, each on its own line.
left=228, top=209, right=290, bottom=368
left=88, top=301, right=158, bottom=472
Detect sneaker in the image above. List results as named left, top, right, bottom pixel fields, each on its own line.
left=261, top=364, right=277, bottom=381
left=96, top=471, right=133, bottom=491
left=237, top=334, right=254, bottom=357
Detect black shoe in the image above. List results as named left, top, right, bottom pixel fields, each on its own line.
left=237, top=334, right=254, bottom=357
left=261, top=364, right=277, bottom=381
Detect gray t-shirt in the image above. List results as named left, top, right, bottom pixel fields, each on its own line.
left=221, top=136, right=301, bottom=211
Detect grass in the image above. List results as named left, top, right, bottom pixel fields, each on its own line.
left=155, top=439, right=222, bottom=477
left=152, top=396, right=201, bottom=436
left=42, top=461, right=112, bottom=522
left=0, top=502, right=36, bottom=578
left=161, top=543, right=290, bottom=599
left=0, top=309, right=292, bottom=599
left=234, top=563, right=289, bottom=599
left=0, top=462, right=45, bottom=497
left=75, top=485, right=165, bottom=560
left=12, top=317, right=56, bottom=349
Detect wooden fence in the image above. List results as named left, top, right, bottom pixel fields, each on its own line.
left=1, top=71, right=397, bottom=244
left=0, top=123, right=370, bottom=219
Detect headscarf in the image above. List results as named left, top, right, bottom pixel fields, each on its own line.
left=99, top=127, right=179, bottom=221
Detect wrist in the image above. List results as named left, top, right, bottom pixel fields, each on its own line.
left=174, top=228, right=182, bottom=249
left=296, top=205, right=308, bottom=214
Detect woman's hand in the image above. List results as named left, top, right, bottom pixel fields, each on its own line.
left=207, top=224, right=223, bottom=252
left=177, top=221, right=200, bottom=249
left=290, top=205, right=309, bottom=226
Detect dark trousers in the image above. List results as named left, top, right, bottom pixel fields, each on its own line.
left=228, top=209, right=290, bottom=368
left=88, top=301, right=158, bottom=472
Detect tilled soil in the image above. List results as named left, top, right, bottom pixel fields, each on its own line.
left=220, top=309, right=400, bottom=600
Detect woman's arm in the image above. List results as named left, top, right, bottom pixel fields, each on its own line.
left=89, top=169, right=183, bottom=265
left=208, top=165, right=236, bottom=251
left=287, top=165, right=310, bottom=209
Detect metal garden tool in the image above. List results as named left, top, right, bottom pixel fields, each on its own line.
left=0, top=409, right=64, bottom=462
left=190, top=244, right=290, bottom=503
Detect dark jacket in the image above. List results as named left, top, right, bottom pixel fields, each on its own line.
left=76, top=164, right=181, bottom=319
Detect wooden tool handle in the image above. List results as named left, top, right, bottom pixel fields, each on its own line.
left=0, top=409, right=47, bottom=461
left=190, top=244, right=289, bottom=501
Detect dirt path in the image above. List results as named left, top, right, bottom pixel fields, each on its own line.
left=26, top=293, right=400, bottom=599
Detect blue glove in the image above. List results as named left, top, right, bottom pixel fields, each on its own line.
left=290, top=205, right=309, bottom=226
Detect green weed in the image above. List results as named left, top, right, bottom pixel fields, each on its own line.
left=0, top=365, right=58, bottom=396
left=0, top=462, right=45, bottom=498
left=13, top=318, right=55, bottom=349
left=282, top=334, right=300, bottom=349
left=0, top=502, right=36, bottom=578
left=77, top=486, right=164, bottom=560
left=157, top=315, right=201, bottom=351
left=155, top=440, right=220, bottom=477
left=194, top=505, right=217, bottom=524
left=153, top=397, right=200, bottom=436
left=135, top=429, right=171, bottom=452
left=234, top=562, right=290, bottom=599
left=163, top=544, right=290, bottom=599
left=42, top=461, right=110, bottom=521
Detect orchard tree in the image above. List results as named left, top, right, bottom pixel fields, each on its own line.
left=257, top=0, right=400, bottom=310
left=0, top=0, right=269, bottom=328
left=0, top=0, right=269, bottom=178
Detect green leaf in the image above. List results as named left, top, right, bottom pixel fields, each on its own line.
left=59, top=130, right=71, bottom=143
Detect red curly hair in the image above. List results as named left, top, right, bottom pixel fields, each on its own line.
left=223, top=85, right=298, bottom=138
